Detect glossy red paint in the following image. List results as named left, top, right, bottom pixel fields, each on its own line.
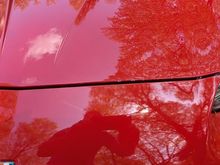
left=0, top=78, right=220, bottom=164
left=0, top=0, right=220, bottom=85
left=1, top=0, right=220, bottom=165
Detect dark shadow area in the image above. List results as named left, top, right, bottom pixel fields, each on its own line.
left=212, top=85, right=220, bottom=113
left=37, top=111, right=139, bottom=165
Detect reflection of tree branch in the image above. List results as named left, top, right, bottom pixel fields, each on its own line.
left=11, top=142, right=31, bottom=160
left=75, top=0, right=97, bottom=25
left=137, top=145, right=157, bottom=165
left=169, top=82, right=196, bottom=95
left=168, top=139, right=179, bottom=156
left=138, top=85, right=192, bottom=142
left=147, top=142, right=165, bottom=162
left=165, top=142, right=178, bottom=163
left=139, top=87, right=205, bottom=162
left=146, top=98, right=191, bottom=142
left=0, top=118, right=57, bottom=164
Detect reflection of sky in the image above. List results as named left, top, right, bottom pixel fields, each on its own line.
left=14, top=87, right=90, bottom=130
left=124, top=103, right=150, bottom=115
left=21, top=77, right=38, bottom=85
left=0, top=0, right=120, bottom=85
left=24, top=28, right=63, bottom=63
left=150, top=81, right=204, bottom=106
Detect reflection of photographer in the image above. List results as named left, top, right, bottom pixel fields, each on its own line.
left=37, top=111, right=139, bottom=165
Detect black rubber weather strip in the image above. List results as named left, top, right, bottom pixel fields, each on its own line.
left=0, top=72, right=219, bottom=91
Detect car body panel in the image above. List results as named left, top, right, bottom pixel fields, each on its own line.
left=1, top=0, right=220, bottom=165
left=0, top=77, right=220, bottom=164
left=1, top=0, right=220, bottom=85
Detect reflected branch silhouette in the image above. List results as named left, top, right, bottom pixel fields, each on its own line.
left=13, top=0, right=101, bottom=25
left=0, top=118, right=57, bottom=165
left=86, top=79, right=215, bottom=164
left=104, top=0, right=220, bottom=80
left=74, top=0, right=98, bottom=25
left=0, top=0, right=6, bottom=38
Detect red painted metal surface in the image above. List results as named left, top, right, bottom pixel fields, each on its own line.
left=0, top=77, right=219, bottom=164
left=1, top=0, right=220, bottom=85
left=1, top=0, right=220, bottom=165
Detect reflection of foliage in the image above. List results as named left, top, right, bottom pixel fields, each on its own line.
left=87, top=78, right=215, bottom=164
left=0, top=0, right=6, bottom=37
left=74, top=0, right=97, bottom=24
left=0, top=118, right=57, bottom=165
left=0, top=87, right=57, bottom=164
left=0, top=119, right=14, bottom=140
left=69, top=0, right=85, bottom=10
left=104, top=0, right=220, bottom=79
left=85, top=1, right=220, bottom=161
left=13, top=0, right=99, bottom=24
left=95, top=146, right=145, bottom=165
left=6, top=0, right=220, bottom=164
left=207, top=113, right=220, bottom=164
left=15, top=0, right=36, bottom=9
left=14, top=0, right=85, bottom=10
left=0, top=90, right=17, bottom=110
left=14, top=0, right=56, bottom=9
left=0, top=88, right=17, bottom=140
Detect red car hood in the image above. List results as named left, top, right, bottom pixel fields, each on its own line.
left=1, top=1, right=220, bottom=165
left=0, top=77, right=220, bottom=165
left=1, top=0, right=220, bottom=86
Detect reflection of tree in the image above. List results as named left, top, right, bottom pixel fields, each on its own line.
left=0, top=0, right=6, bottom=38
left=14, top=0, right=89, bottom=10
left=86, top=78, right=217, bottom=164
left=13, top=0, right=117, bottom=25
left=74, top=0, right=117, bottom=24
left=13, top=0, right=96, bottom=25
left=82, top=1, right=220, bottom=163
left=72, top=1, right=220, bottom=163
left=14, top=0, right=37, bottom=9
left=74, top=0, right=97, bottom=24
left=6, top=0, right=220, bottom=164
left=0, top=118, right=57, bottom=165
left=69, top=0, right=85, bottom=10
left=0, top=85, right=57, bottom=164
left=14, top=0, right=56, bottom=9
left=104, top=0, right=220, bottom=79
left=13, top=0, right=100, bottom=24
left=0, top=86, right=17, bottom=140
